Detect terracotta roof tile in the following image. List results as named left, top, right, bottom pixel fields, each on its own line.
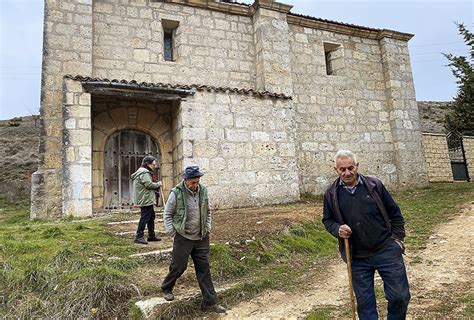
left=64, top=75, right=292, bottom=100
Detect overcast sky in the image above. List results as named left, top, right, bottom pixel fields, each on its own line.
left=0, top=0, right=472, bottom=120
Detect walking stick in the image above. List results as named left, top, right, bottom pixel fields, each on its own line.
left=159, top=185, right=166, bottom=207
left=344, top=238, right=356, bottom=320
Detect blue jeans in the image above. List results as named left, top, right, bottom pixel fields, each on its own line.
left=351, top=240, right=410, bottom=320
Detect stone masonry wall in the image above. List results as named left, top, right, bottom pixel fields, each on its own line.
left=379, top=36, right=427, bottom=186
left=179, top=90, right=299, bottom=208
left=92, top=0, right=255, bottom=88
left=421, top=133, right=453, bottom=182
left=463, top=136, right=474, bottom=179
left=32, top=0, right=93, bottom=218
left=289, top=25, right=398, bottom=193
left=35, top=0, right=430, bottom=218
left=62, top=78, right=92, bottom=217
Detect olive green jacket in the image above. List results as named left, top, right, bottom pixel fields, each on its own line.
left=163, top=181, right=211, bottom=237
left=131, top=167, right=161, bottom=207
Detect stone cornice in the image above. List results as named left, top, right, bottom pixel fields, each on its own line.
left=151, top=0, right=413, bottom=41
left=152, top=0, right=250, bottom=16
left=376, top=29, right=413, bottom=41
left=250, top=0, right=293, bottom=14
left=287, top=14, right=413, bottom=41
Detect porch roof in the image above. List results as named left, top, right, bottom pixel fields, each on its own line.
left=64, top=75, right=293, bottom=100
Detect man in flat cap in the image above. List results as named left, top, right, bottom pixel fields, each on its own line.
left=161, top=166, right=225, bottom=314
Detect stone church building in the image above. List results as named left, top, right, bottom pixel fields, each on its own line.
left=32, top=0, right=427, bottom=219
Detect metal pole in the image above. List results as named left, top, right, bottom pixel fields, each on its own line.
left=460, top=136, right=471, bottom=182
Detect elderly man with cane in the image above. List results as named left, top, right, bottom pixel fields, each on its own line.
left=160, top=166, right=226, bottom=314
left=322, top=150, right=410, bottom=319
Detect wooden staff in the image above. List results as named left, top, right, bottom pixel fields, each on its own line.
left=344, top=238, right=356, bottom=320
left=159, top=185, right=166, bottom=207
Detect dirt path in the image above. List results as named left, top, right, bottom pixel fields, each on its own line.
left=222, top=202, right=474, bottom=319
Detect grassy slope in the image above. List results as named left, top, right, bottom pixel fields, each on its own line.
left=1, top=182, right=473, bottom=319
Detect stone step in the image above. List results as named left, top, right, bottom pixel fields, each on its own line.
left=129, top=247, right=173, bottom=259
left=106, top=218, right=163, bottom=225
left=135, top=284, right=232, bottom=318
left=115, top=230, right=167, bottom=236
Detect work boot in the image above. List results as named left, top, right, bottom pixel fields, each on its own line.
left=201, top=304, right=226, bottom=314
left=147, top=236, right=162, bottom=242
left=163, top=292, right=174, bottom=301
left=134, top=237, right=148, bottom=245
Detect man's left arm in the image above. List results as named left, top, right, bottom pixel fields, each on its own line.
left=205, top=198, right=212, bottom=234
left=380, top=184, right=405, bottom=241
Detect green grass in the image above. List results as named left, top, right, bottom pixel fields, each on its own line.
left=396, top=182, right=474, bottom=251
left=1, top=182, right=473, bottom=319
left=0, top=195, right=151, bottom=318
left=459, top=293, right=474, bottom=317
left=306, top=308, right=334, bottom=319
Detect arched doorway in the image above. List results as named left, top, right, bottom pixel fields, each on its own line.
left=103, top=130, right=161, bottom=210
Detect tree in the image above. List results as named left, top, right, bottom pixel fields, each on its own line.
left=444, top=23, right=474, bottom=148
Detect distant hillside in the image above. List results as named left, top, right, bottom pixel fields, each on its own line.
left=417, top=101, right=453, bottom=134
left=0, top=116, right=40, bottom=201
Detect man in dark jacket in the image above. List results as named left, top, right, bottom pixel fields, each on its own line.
left=160, top=166, right=225, bottom=314
left=322, top=150, right=410, bottom=320
left=131, top=156, right=162, bottom=244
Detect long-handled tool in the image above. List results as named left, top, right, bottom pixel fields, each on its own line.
left=159, top=185, right=166, bottom=207
left=344, top=238, right=356, bottom=320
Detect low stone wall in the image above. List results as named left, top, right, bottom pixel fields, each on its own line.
left=421, top=133, right=453, bottom=182
left=463, top=136, right=474, bottom=178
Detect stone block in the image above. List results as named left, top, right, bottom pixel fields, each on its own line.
left=182, top=127, right=206, bottom=140
left=134, top=49, right=150, bottom=62
left=68, top=129, right=91, bottom=146
left=221, top=142, right=253, bottom=158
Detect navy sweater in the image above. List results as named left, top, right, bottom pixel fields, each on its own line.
left=322, top=174, right=405, bottom=260
left=337, top=183, right=391, bottom=258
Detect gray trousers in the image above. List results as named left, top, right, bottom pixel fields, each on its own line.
left=161, top=233, right=217, bottom=306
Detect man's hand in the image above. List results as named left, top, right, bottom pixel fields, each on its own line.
left=338, top=224, right=352, bottom=239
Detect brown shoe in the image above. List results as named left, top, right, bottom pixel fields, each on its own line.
left=201, top=304, right=226, bottom=313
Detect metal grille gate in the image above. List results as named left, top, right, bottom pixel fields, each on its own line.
left=447, top=133, right=470, bottom=182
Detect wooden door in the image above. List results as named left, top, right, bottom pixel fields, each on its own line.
left=103, top=130, right=160, bottom=210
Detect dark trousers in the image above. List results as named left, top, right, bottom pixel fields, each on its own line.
left=161, top=233, right=217, bottom=306
left=352, top=240, right=410, bottom=320
left=135, top=205, right=155, bottom=239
